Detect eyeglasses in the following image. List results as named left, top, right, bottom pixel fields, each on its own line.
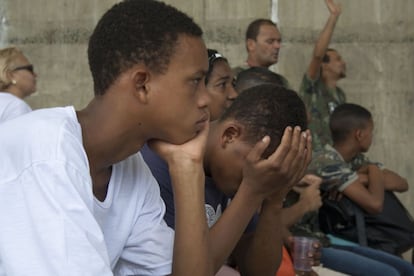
left=12, top=64, right=34, bottom=74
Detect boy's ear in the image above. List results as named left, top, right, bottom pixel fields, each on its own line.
left=131, top=67, right=151, bottom=104
left=355, top=128, right=364, bottom=142
left=220, top=122, right=243, bottom=148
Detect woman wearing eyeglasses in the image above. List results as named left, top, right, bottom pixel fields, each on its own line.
left=0, top=46, right=37, bottom=122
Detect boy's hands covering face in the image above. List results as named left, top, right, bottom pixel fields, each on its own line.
left=241, top=126, right=312, bottom=203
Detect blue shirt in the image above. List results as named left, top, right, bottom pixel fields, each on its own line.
left=140, top=144, right=230, bottom=229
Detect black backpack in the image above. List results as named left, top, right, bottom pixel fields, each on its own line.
left=319, top=191, right=414, bottom=259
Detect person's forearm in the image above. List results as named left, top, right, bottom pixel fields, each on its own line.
left=313, top=14, right=340, bottom=60
left=382, top=169, right=408, bottom=192
left=169, top=161, right=212, bottom=276
left=367, top=165, right=385, bottom=213
left=236, top=200, right=284, bottom=276
left=281, top=200, right=309, bottom=229
left=308, top=14, right=340, bottom=80
left=209, top=182, right=263, bottom=273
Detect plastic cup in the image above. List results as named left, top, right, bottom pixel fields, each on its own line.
left=292, top=236, right=316, bottom=272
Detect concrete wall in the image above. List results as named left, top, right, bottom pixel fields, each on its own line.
left=275, top=0, right=414, bottom=217
left=0, top=0, right=115, bottom=108
left=1, top=0, right=413, bottom=220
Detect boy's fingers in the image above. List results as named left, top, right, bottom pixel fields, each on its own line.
left=267, top=126, right=293, bottom=163
left=294, top=130, right=313, bottom=179
left=246, top=135, right=271, bottom=163
left=304, top=130, right=313, bottom=166
left=279, top=126, right=302, bottom=167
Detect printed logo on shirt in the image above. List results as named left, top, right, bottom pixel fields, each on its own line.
left=205, top=204, right=223, bottom=228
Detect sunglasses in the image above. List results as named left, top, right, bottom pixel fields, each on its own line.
left=12, top=64, right=34, bottom=74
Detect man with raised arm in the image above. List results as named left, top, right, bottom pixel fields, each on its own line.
left=298, top=0, right=344, bottom=151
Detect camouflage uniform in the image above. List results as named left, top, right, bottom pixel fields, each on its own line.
left=284, top=144, right=358, bottom=247
left=283, top=191, right=331, bottom=247
left=298, top=74, right=346, bottom=152
left=282, top=145, right=383, bottom=248
left=308, top=144, right=383, bottom=191
left=350, top=153, right=384, bottom=171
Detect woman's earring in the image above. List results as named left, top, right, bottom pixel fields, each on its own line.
left=11, top=79, right=17, bottom=85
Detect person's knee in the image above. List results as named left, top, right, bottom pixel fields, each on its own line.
left=373, top=265, right=400, bottom=276
left=396, top=262, right=414, bottom=276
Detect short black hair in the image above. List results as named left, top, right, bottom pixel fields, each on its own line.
left=330, top=103, right=372, bottom=143
left=234, top=67, right=286, bottom=93
left=245, top=19, right=277, bottom=41
left=322, top=48, right=337, bottom=63
left=219, top=84, right=307, bottom=158
left=205, top=49, right=228, bottom=85
left=88, top=0, right=203, bottom=95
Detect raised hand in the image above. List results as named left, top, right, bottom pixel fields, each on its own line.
left=325, top=0, right=342, bottom=17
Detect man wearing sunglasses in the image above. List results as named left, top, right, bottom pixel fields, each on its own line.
left=0, top=47, right=37, bottom=122
left=298, top=0, right=344, bottom=152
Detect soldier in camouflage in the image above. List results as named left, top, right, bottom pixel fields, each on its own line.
left=298, top=0, right=344, bottom=152
left=299, top=75, right=346, bottom=152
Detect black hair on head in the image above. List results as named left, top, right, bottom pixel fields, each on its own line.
left=220, top=84, right=307, bottom=158
left=234, top=66, right=286, bottom=93
left=88, top=0, right=203, bottom=95
left=330, top=103, right=372, bottom=143
left=322, top=48, right=337, bottom=63
left=205, top=48, right=228, bottom=85
left=245, top=19, right=277, bottom=41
